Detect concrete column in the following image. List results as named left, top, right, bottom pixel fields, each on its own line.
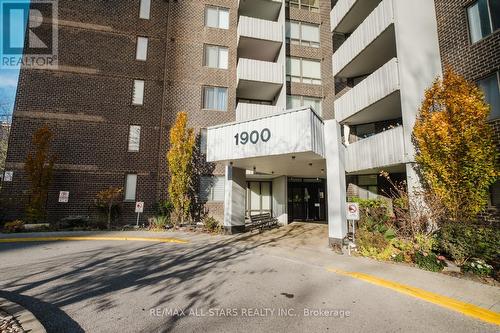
left=272, top=176, right=288, bottom=225
left=224, top=165, right=247, bottom=234
left=324, top=120, right=347, bottom=248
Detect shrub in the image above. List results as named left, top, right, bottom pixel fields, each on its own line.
left=415, top=252, right=445, bottom=272
left=149, top=215, right=171, bottom=230
left=203, top=216, right=222, bottom=233
left=55, top=216, right=92, bottom=230
left=3, top=220, right=24, bottom=233
left=156, top=200, right=174, bottom=217
left=357, top=229, right=394, bottom=261
left=413, top=68, right=498, bottom=221
left=461, top=259, right=493, bottom=277
left=95, top=187, right=123, bottom=229
left=438, top=222, right=500, bottom=267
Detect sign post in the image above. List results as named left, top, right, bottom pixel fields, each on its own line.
left=346, top=202, right=360, bottom=255
left=135, top=202, right=144, bottom=227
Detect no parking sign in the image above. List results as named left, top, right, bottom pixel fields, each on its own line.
left=135, top=201, right=144, bottom=213
left=346, top=202, right=360, bottom=221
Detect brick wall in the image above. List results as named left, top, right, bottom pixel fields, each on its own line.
left=2, top=0, right=336, bottom=224
left=434, top=0, right=500, bottom=218
left=2, top=0, right=169, bottom=224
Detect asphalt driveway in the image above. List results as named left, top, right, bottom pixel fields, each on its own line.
left=0, top=226, right=498, bottom=332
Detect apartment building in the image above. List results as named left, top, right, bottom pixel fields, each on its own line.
left=434, top=0, right=500, bottom=213
left=2, top=0, right=498, bottom=243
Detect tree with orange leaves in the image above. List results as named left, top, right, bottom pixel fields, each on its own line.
left=413, top=68, right=498, bottom=221
left=24, top=126, right=56, bottom=222
left=167, top=112, right=196, bottom=225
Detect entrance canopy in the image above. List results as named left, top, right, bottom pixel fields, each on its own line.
left=206, top=107, right=326, bottom=177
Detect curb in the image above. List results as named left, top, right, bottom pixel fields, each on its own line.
left=0, top=297, right=46, bottom=333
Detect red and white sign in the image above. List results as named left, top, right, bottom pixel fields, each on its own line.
left=346, top=202, right=360, bottom=220
left=3, top=171, right=13, bottom=182
left=59, top=191, right=69, bottom=203
left=135, top=201, right=144, bottom=213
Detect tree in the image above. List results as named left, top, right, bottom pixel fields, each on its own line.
left=95, top=187, right=123, bottom=229
left=413, top=68, right=498, bottom=221
left=24, top=126, right=56, bottom=222
left=167, top=112, right=196, bottom=224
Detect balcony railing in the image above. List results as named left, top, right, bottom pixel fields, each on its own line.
left=236, top=103, right=284, bottom=122
left=332, top=0, right=394, bottom=77
left=330, top=0, right=356, bottom=32
left=237, top=58, right=283, bottom=84
left=238, top=16, right=283, bottom=43
left=334, top=58, right=399, bottom=123
left=345, top=125, right=405, bottom=172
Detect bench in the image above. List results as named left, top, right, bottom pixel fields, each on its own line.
left=246, top=213, right=279, bottom=232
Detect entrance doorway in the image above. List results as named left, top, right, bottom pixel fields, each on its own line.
left=287, top=178, right=326, bottom=222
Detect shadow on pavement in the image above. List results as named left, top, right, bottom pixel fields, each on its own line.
left=0, top=289, right=85, bottom=332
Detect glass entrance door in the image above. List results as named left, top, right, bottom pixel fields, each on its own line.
left=287, top=178, right=326, bottom=222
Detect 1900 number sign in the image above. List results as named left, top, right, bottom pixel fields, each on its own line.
left=234, top=128, right=271, bottom=146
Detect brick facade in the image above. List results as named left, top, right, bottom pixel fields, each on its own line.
left=2, top=0, right=335, bottom=225
left=434, top=0, right=500, bottom=216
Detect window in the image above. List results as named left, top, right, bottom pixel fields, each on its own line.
left=287, top=95, right=322, bottom=115
left=199, top=176, right=225, bottom=201
left=478, top=72, right=500, bottom=119
left=467, top=0, right=500, bottom=43
left=132, top=80, right=145, bottom=105
left=286, top=57, right=321, bottom=85
left=204, top=45, right=229, bottom=69
left=136, top=37, right=148, bottom=61
left=139, top=0, right=151, bottom=19
left=203, top=86, right=228, bottom=111
left=128, top=125, right=141, bottom=152
left=246, top=181, right=272, bottom=215
left=205, top=6, right=229, bottom=29
left=286, top=21, right=320, bottom=47
left=125, top=174, right=138, bottom=201
left=287, top=0, right=319, bottom=13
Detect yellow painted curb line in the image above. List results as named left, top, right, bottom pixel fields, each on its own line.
left=326, top=267, right=500, bottom=326
left=0, top=236, right=188, bottom=244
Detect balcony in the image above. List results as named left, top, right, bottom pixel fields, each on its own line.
left=237, top=58, right=284, bottom=100
left=330, top=0, right=382, bottom=34
left=332, top=0, right=396, bottom=78
left=236, top=103, right=284, bottom=122
left=238, top=0, right=282, bottom=21
left=206, top=107, right=325, bottom=177
left=345, top=126, right=406, bottom=173
left=335, top=58, right=400, bottom=124
left=238, top=16, right=283, bottom=62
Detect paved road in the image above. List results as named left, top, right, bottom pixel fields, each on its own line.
left=0, top=227, right=498, bottom=333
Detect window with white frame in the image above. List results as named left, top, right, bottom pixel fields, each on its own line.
left=287, top=0, right=319, bottom=13
left=128, top=125, right=141, bottom=152
left=139, top=0, right=151, bottom=19
left=136, top=37, right=148, bottom=61
left=287, top=95, right=322, bottom=115
left=199, top=176, right=225, bottom=201
left=125, top=174, right=138, bottom=201
left=478, top=71, right=500, bottom=120
left=204, top=45, right=229, bottom=69
left=467, top=0, right=499, bottom=43
left=286, top=57, right=321, bottom=85
left=286, top=21, right=320, bottom=47
left=132, top=80, right=145, bottom=105
left=205, top=6, right=229, bottom=29
left=203, top=86, right=228, bottom=111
